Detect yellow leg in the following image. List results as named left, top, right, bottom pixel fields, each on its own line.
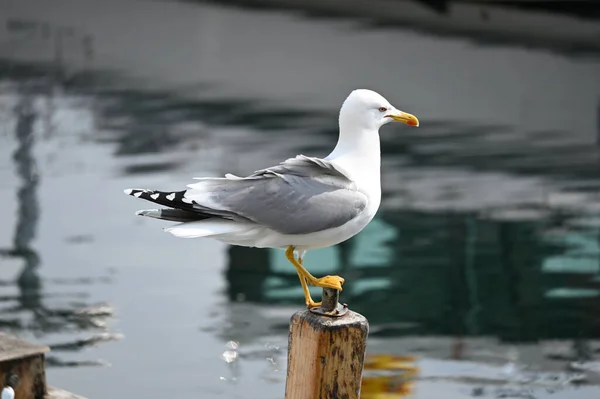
left=285, top=246, right=345, bottom=308
left=294, top=264, right=321, bottom=309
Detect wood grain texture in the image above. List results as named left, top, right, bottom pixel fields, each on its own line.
left=285, top=310, right=369, bottom=399
left=0, top=354, right=46, bottom=399
left=0, top=334, right=86, bottom=399
left=0, top=333, right=49, bottom=362
left=0, top=333, right=49, bottom=399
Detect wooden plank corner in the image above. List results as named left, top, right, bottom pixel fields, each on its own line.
left=0, top=333, right=86, bottom=399
left=0, top=333, right=49, bottom=363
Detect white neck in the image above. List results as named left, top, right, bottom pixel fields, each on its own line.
left=325, top=125, right=381, bottom=189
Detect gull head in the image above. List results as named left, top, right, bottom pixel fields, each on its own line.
left=339, top=89, right=419, bottom=131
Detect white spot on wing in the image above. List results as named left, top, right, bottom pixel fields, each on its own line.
left=150, top=193, right=159, bottom=200
left=124, top=189, right=133, bottom=195
left=133, top=192, right=142, bottom=198
left=166, top=193, right=175, bottom=201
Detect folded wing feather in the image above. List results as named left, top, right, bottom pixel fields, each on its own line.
left=184, top=156, right=367, bottom=235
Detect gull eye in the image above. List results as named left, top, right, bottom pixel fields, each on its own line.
left=378, top=107, right=387, bottom=112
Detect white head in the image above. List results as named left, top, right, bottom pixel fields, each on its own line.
left=339, top=89, right=419, bottom=131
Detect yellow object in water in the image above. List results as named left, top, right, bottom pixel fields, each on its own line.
left=361, top=354, right=419, bottom=399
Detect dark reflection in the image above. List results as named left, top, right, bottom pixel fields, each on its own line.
left=49, top=332, right=123, bottom=352
left=0, top=65, right=118, bottom=366
left=0, top=91, right=44, bottom=326
left=12, top=93, right=42, bottom=308
left=597, top=98, right=600, bottom=146
left=225, top=211, right=600, bottom=340
left=187, top=0, right=600, bottom=56
left=226, top=246, right=269, bottom=303
left=222, top=209, right=600, bottom=393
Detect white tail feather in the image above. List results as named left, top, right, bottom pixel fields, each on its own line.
left=164, top=219, right=245, bottom=238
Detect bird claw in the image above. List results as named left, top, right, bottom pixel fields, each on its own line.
left=306, top=301, right=322, bottom=309
left=312, top=275, right=345, bottom=291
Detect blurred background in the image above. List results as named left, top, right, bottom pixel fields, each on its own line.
left=1, top=0, right=599, bottom=398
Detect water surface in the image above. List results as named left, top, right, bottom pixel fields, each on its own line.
left=1, top=1, right=599, bottom=398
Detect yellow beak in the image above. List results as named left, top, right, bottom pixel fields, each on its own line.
left=386, top=111, right=419, bottom=127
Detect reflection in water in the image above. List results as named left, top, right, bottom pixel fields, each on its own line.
left=222, top=212, right=600, bottom=396
left=12, top=92, right=42, bottom=311
left=226, top=213, right=600, bottom=341
left=362, top=355, right=418, bottom=399
left=0, top=69, right=119, bottom=366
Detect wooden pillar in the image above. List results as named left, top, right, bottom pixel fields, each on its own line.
left=0, top=333, right=48, bottom=399
left=0, top=333, right=86, bottom=399
left=285, top=288, right=369, bottom=399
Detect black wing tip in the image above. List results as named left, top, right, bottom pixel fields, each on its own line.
left=123, top=188, right=197, bottom=210
left=124, top=188, right=160, bottom=199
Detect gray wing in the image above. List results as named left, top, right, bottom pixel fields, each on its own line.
left=184, top=156, right=368, bottom=235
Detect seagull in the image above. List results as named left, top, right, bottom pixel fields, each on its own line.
left=124, top=89, right=419, bottom=308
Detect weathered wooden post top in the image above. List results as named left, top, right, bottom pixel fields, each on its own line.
left=0, top=333, right=48, bottom=399
left=0, top=333, right=85, bottom=399
left=285, top=288, right=369, bottom=399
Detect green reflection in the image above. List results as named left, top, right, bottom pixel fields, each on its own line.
left=226, top=210, right=600, bottom=342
